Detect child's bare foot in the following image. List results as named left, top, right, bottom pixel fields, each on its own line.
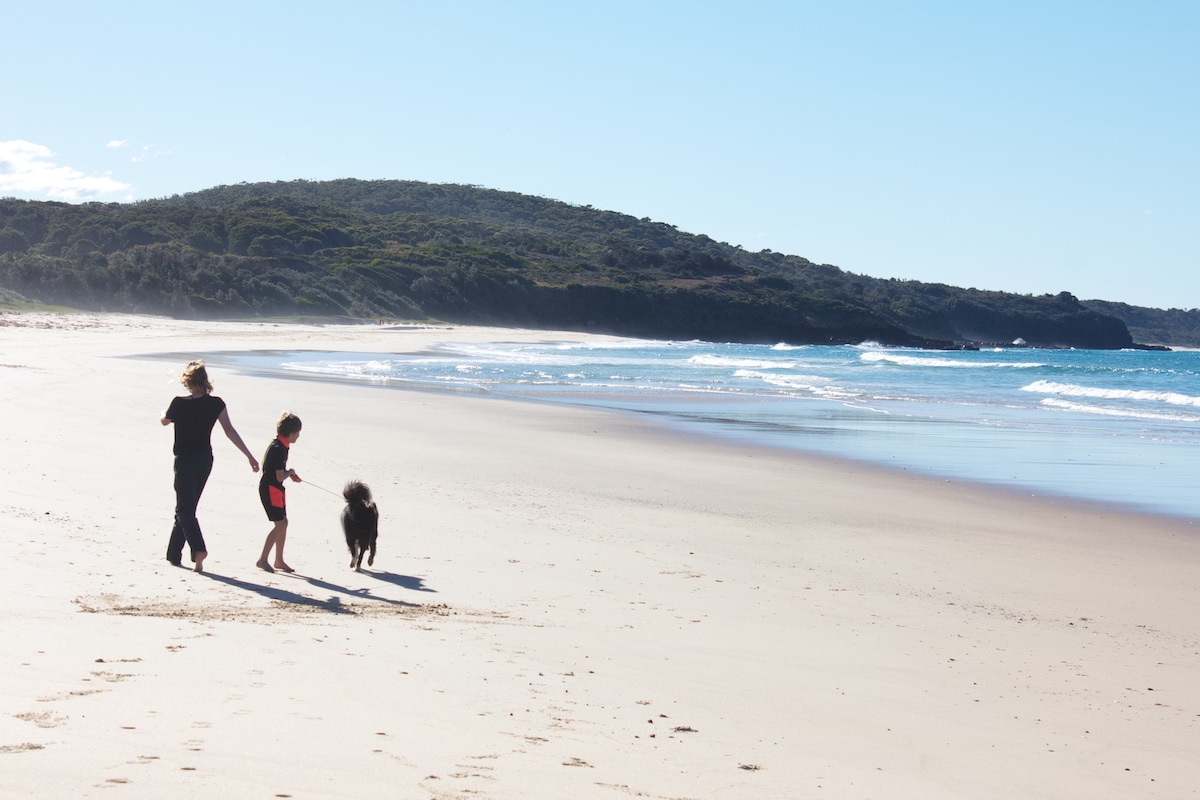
left=256, top=559, right=275, bottom=573
left=193, top=552, right=206, bottom=573
left=273, top=562, right=295, bottom=573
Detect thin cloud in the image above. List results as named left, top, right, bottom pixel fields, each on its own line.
left=132, top=145, right=151, bottom=163
left=130, top=144, right=171, bottom=164
left=0, top=139, right=131, bottom=201
left=106, top=140, right=128, bottom=149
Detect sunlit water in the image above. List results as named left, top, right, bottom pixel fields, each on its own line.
left=222, top=339, right=1200, bottom=520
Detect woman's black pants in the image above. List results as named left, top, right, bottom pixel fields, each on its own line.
left=167, top=453, right=213, bottom=563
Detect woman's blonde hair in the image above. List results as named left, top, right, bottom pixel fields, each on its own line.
left=180, top=361, right=213, bottom=394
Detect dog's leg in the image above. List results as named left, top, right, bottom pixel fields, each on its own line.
left=367, top=541, right=376, bottom=567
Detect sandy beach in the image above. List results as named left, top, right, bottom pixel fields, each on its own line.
left=1, top=311, right=1197, bottom=799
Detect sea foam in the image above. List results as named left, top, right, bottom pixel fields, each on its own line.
left=1022, top=380, right=1200, bottom=408
left=860, top=352, right=1045, bottom=369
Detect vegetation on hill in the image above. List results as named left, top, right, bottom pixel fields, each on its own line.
left=0, top=179, right=1192, bottom=347
left=1080, top=300, right=1200, bottom=348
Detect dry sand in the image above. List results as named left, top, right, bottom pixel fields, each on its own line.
left=1, top=311, right=1197, bottom=799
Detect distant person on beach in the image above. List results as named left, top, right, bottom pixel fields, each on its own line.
left=257, top=411, right=303, bottom=573
left=161, top=360, right=260, bottom=572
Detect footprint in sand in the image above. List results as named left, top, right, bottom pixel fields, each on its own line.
left=14, top=711, right=66, bottom=729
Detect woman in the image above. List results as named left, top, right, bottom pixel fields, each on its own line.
left=161, top=361, right=259, bottom=572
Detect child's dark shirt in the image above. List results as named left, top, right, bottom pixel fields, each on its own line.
left=259, top=436, right=290, bottom=510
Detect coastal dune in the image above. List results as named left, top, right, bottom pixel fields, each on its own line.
left=1, top=312, right=1197, bottom=799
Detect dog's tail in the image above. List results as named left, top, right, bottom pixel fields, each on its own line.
left=342, top=480, right=373, bottom=505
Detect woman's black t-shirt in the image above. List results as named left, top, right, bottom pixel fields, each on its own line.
left=166, top=395, right=226, bottom=456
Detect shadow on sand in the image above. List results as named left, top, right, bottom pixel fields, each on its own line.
left=360, top=569, right=437, bottom=593
left=201, top=570, right=419, bottom=612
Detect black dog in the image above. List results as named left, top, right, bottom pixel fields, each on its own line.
left=341, top=480, right=379, bottom=571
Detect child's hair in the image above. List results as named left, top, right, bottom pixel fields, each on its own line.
left=276, top=411, right=303, bottom=436
left=180, top=360, right=213, bottom=394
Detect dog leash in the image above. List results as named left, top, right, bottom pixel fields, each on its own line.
left=300, top=479, right=343, bottom=496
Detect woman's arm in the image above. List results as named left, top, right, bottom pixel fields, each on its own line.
left=218, top=409, right=260, bottom=472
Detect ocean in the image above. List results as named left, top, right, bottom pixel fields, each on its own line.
left=223, top=338, right=1200, bottom=521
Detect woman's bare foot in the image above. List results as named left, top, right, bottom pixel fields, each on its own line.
left=273, top=562, right=295, bottom=573
left=193, top=552, right=206, bottom=573
left=256, top=559, right=275, bottom=573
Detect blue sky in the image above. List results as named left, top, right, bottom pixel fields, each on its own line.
left=2, top=1, right=1196, bottom=309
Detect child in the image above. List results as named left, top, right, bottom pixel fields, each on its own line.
left=257, top=411, right=303, bottom=573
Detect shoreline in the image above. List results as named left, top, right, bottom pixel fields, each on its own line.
left=138, top=336, right=1200, bottom=526
left=2, top=311, right=1198, bottom=798
left=156, top=346, right=1200, bottom=530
